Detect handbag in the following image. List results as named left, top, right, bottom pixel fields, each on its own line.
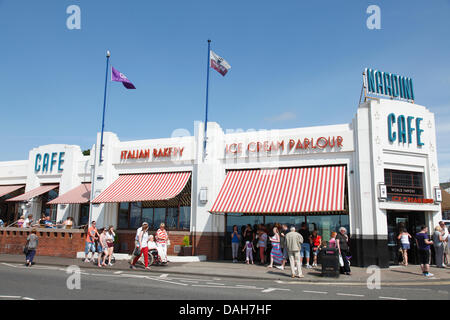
left=23, top=245, right=29, bottom=255
left=338, top=254, right=344, bottom=267
left=133, top=247, right=141, bottom=256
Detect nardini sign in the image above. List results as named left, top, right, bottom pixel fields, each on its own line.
left=364, top=68, right=414, bottom=102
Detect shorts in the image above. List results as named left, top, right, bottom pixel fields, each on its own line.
left=401, top=243, right=410, bottom=250
left=85, top=242, right=96, bottom=254
left=300, top=243, right=310, bottom=259
left=312, top=246, right=319, bottom=256
left=97, top=244, right=103, bottom=253
left=418, top=249, right=430, bottom=265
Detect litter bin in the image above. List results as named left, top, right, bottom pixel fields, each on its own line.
left=320, top=247, right=340, bottom=277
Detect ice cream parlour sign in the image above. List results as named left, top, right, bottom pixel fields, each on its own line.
left=225, top=136, right=344, bottom=155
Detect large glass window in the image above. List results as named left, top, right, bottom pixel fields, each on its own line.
left=118, top=203, right=130, bottom=229
left=129, top=202, right=142, bottom=229
left=179, top=207, right=191, bottom=230
left=142, top=208, right=154, bottom=226
left=117, top=203, right=190, bottom=230
left=225, top=214, right=349, bottom=244
left=384, top=169, right=424, bottom=200
left=166, top=207, right=179, bottom=229
left=79, top=204, right=90, bottom=226
left=153, top=208, right=166, bottom=230
left=41, top=189, right=59, bottom=221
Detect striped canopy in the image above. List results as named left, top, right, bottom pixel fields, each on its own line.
left=92, top=172, right=191, bottom=203
left=210, top=166, right=346, bottom=214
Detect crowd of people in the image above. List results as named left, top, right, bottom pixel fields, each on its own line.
left=230, top=222, right=352, bottom=277
left=13, top=214, right=74, bottom=229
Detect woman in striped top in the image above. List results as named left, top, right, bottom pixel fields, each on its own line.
left=156, top=223, right=169, bottom=263
left=268, top=227, right=283, bottom=269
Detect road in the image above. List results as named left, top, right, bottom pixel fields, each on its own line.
left=0, top=262, right=448, bottom=300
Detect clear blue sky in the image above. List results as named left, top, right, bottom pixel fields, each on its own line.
left=1, top=1, right=450, bottom=181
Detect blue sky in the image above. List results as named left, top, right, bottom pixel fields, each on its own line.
left=1, top=0, right=450, bottom=181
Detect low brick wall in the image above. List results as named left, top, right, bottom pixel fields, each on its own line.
left=0, top=227, right=85, bottom=258
left=0, top=228, right=224, bottom=260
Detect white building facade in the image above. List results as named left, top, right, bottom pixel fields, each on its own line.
left=0, top=99, right=442, bottom=267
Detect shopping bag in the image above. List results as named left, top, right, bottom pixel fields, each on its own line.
left=338, top=255, right=344, bottom=267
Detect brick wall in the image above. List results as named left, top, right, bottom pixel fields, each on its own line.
left=0, top=227, right=85, bottom=258
left=0, top=228, right=224, bottom=260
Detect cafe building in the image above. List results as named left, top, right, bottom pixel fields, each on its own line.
left=0, top=90, right=443, bottom=267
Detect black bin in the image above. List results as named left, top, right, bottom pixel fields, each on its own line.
left=320, top=247, right=340, bottom=277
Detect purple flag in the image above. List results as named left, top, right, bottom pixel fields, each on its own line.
left=111, top=66, right=136, bottom=89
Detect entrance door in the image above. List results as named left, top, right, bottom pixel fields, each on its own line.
left=387, top=210, right=425, bottom=265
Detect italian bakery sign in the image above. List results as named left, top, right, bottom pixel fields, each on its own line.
left=120, top=146, right=185, bottom=160
left=225, top=136, right=344, bottom=155
left=364, top=68, right=414, bottom=102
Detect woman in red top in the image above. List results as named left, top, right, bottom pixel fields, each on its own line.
left=311, top=230, right=322, bottom=267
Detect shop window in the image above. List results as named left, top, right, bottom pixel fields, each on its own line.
left=142, top=208, right=154, bottom=227
left=117, top=202, right=190, bottom=231
left=129, top=202, right=142, bottom=229
left=153, top=208, right=166, bottom=230
left=166, top=207, right=179, bottom=229
left=384, top=169, right=424, bottom=200
left=79, top=204, right=90, bottom=226
left=118, top=203, right=130, bottom=229
left=179, top=206, right=191, bottom=230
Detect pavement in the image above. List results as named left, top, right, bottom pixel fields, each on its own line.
left=1, top=253, right=449, bottom=283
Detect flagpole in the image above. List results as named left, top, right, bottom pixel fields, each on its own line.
left=203, top=39, right=211, bottom=162
left=88, top=50, right=110, bottom=229
left=99, top=51, right=111, bottom=164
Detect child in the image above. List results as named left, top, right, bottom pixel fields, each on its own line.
left=242, top=241, right=256, bottom=264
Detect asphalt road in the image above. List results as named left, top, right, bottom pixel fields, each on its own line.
left=0, top=262, right=449, bottom=301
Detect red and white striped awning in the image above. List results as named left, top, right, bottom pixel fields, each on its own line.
left=6, top=184, right=59, bottom=202
left=92, top=172, right=191, bottom=203
left=47, top=183, right=91, bottom=205
left=210, top=166, right=346, bottom=214
left=0, top=185, right=25, bottom=198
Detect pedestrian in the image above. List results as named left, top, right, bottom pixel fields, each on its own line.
left=17, top=215, right=25, bottom=228
left=23, top=214, right=33, bottom=228
left=130, top=223, right=151, bottom=270
left=432, top=225, right=445, bottom=268
left=415, top=225, right=434, bottom=277
left=231, top=225, right=240, bottom=263
left=299, top=223, right=312, bottom=268
left=130, top=222, right=148, bottom=264
left=311, top=230, right=322, bottom=267
left=24, top=228, right=38, bottom=267
left=397, top=227, right=412, bottom=266
left=62, top=217, right=74, bottom=229
left=268, top=226, right=284, bottom=270
left=97, top=228, right=108, bottom=267
left=336, top=227, right=351, bottom=275
left=156, top=223, right=169, bottom=263
left=438, top=221, right=448, bottom=266
left=285, top=226, right=304, bottom=278
left=280, top=224, right=289, bottom=265
left=103, top=226, right=115, bottom=266
left=84, top=221, right=99, bottom=262
left=257, top=226, right=268, bottom=265
left=243, top=241, right=255, bottom=264
left=328, top=232, right=337, bottom=248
